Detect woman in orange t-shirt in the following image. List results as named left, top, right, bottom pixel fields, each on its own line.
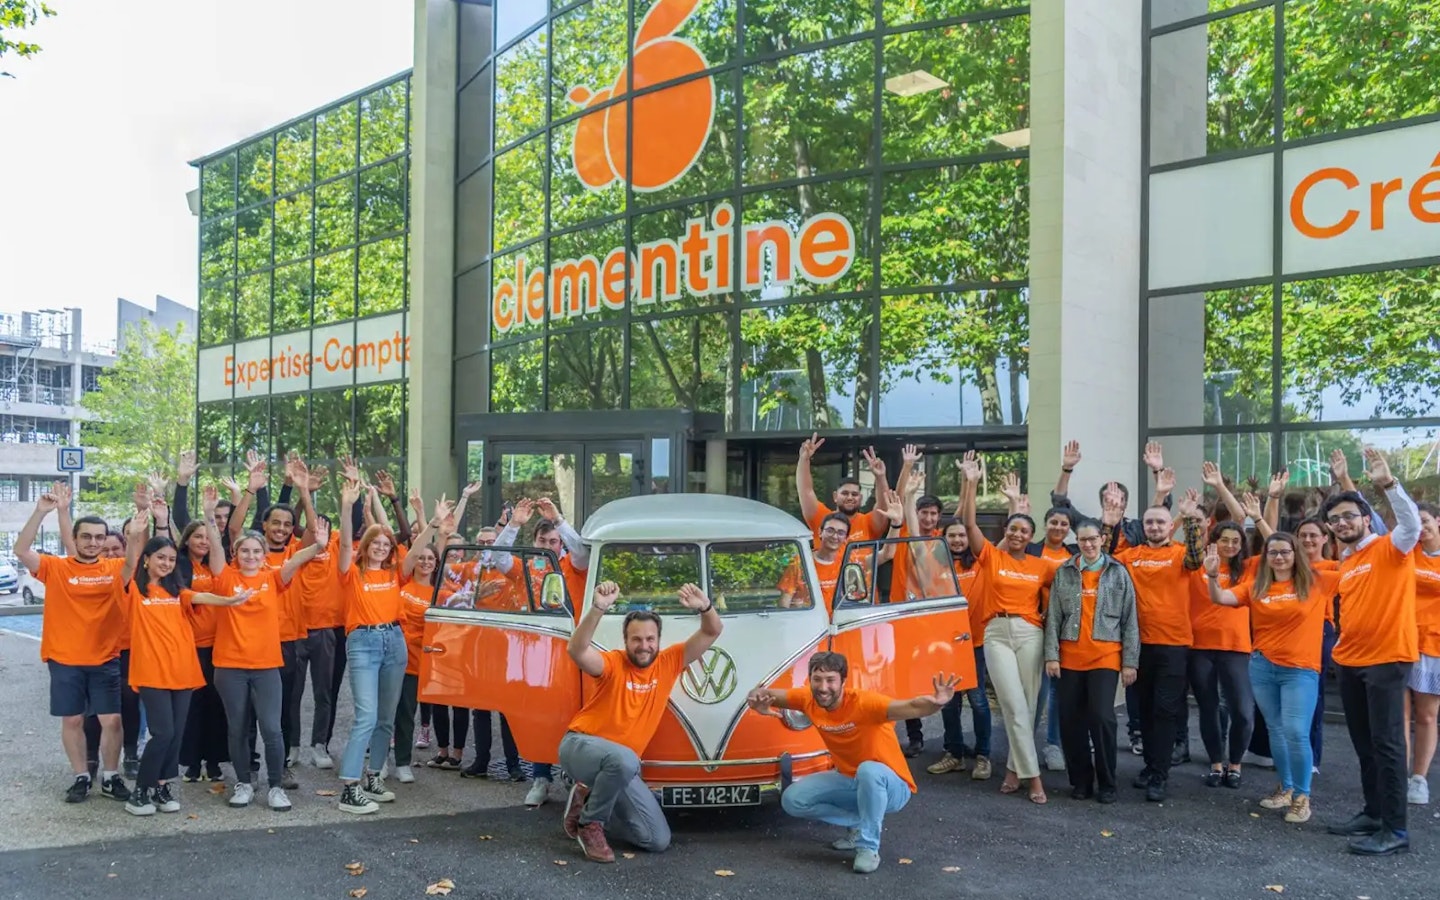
left=177, top=502, right=229, bottom=784
left=959, top=452, right=1055, bottom=803
left=1295, top=516, right=1340, bottom=772
left=334, top=482, right=408, bottom=815
left=926, top=518, right=994, bottom=781
left=390, top=503, right=450, bottom=786
left=1187, top=521, right=1258, bottom=788
left=1406, top=503, right=1440, bottom=804
left=119, top=511, right=246, bottom=816
left=1207, top=532, right=1335, bottom=824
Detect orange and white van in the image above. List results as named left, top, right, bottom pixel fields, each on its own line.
left=419, top=494, right=976, bottom=809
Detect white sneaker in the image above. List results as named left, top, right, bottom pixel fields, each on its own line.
left=1242, top=751, right=1274, bottom=768
left=229, top=782, right=254, bottom=808
left=830, top=827, right=859, bottom=851
left=1043, top=743, right=1066, bottom=772
left=1408, top=774, right=1430, bottom=805
left=525, top=778, right=551, bottom=808
left=312, top=744, right=334, bottom=770
left=396, top=765, right=415, bottom=784
left=268, top=787, right=292, bottom=812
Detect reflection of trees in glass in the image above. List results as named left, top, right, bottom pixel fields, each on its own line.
left=491, top=338, right=544, bottom=412
left=708, top=541, right=801, bottom=611
left=1200, top=7, right=1275, bottom=154
left=630, top=314, right=731, bottom=413
left=198, top=402, right=233, bottom=466
left=741, top=301, right=868, bottom=429
left=597, top=543, right=702, bottom=611
left=361, top=81, right=408, bottom=164
left=201, top=153, right=236, bottom=219
left=495, top=28, right=547, bottom=148
left=1199, top=286, right=1271, bottom=423
left=548, top=327, right=623, bottom=410
left=355, top=383, right=405, bottom=458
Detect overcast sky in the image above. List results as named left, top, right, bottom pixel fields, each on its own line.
left=0, top=0, right=414, bottom=345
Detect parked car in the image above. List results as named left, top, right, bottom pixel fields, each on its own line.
left=0, top=559, right=18, bottom=595
left=19, top=569, right=45, bottom=605
left=420, top=494, right=976, bottom=809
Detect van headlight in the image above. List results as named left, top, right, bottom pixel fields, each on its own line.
left=779, top=709, right=812, bottom=731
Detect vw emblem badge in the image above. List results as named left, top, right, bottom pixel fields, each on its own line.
left=681, top=647, right=738, bottom=704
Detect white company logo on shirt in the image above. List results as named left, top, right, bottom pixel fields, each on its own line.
left=625, top=680, right=659, bottom=693
left=67, top=575, right=116, bottom=586
left=141, top=596, right=182, bottom=607
left=1340, top=563, right=1372, bottom=584
left=1130, top=558, right=1175, bottom=569
left=1259, top=591, right=1299, bottom=606
left=362, top=580, right=399, bottom=592
left=997, top=568, right=1042, bottom=583
left=817, top=720, right=858, bottom=735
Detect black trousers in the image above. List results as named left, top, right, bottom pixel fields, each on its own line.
left=323, top=626, right=347, bottom=747
left=279, top=639, right=302, bottom=753
left=1338, top=662, right=1411, bottom=833
left=434, top=705, right=471, bottom=752
left=1057, top=667, right=1120, bottom=792
left=1189, top=649, right=1254, bottom=766
left=904, top=718, right=923, bottom=743
left=473, top=709, right=518, bottom=769
left=137, top=688, right=191, bottom=790
left=179, top=647, right=230, bottom=770
left=299, top=627, right=337, bottom=747
left=393, top=674, right=420, bottom=767
left=1137, top=644, right=1188, bottom=780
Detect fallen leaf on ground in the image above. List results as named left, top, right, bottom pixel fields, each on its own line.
left=552, top=860, right=568, bottom=866
left=942, top=867, right=961, bottom=873
left=208, top=784, right=226, bottom=794
left=106, top=874, right=117, bottom=879
left=185, top=814, right=199, bottom=820
left=345, top=862, right=365, bottom=876
left=315, top=789, right=338, bottom=797
left=477, top=835, right=494, bottom=841
left=266, top=829, right=275, bottom=834
left=349, top=890, right=367, bottom=899
left=715, top=870, right=735, bottom=877
left=408, top=838, right=420, bottom=844
left=1249, top=813, right=1261, bottom=818
left=425, top=880, right=454, bottom=896
left=898, top=858, right=913, bottom=865
left=621, top=852, right=635, bottom=859
left=1265, top=888, right=1284, bottom=894
left=1100, top=830, right=1114, bottom=838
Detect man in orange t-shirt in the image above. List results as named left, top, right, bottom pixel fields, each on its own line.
left=559, top=581, right=722, bottom=864
left=1320, top=449, right=1420, bottom=856
left=748, top=652, right=955, bottom=874
left=795, top=434, right=893, bottom=546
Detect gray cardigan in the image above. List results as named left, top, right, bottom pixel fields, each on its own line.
left=1044, top=555, right=1141, bottom=670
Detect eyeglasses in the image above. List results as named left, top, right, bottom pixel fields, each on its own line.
left=1076, top=535, right=1103, bottom=544
left=1326, top=511, right=1364, bottom=525
left=820, top=528, right=849, bottom=539
left=1266, top=548, right=1295, bottom=558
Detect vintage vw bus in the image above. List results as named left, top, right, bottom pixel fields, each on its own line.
left=419, top=494, right=975, bottom=809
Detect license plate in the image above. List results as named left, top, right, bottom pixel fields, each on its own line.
left=660, top=784, right=761, bottom=808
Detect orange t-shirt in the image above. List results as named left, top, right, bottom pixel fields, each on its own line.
left=341, top=566, right=404, bottom=633
left=1413, top=549, right=1440, bottom=659
left=38, top=555, right=125, bottom=666
left=398, top=576, right=431, bottom=677
left=1230, top=571, right=1340, bottom=672
left=1334, top=537, right=1418, bottom=667
left=778, top=554, right=842, bottom=613
left=782, top=687, right=916, bottom=792
left=186, top=563, right=219, bottom=648
left=567, top=644, right=688, bottom=757
left=954, top=559, right=988, bottom=647
left=888, top=526, right=941, bottom=602
left=1188, top=557, right=1257, bottom=653
left=1060, top=568, right=1123, bottom=672
left=1115, top=543, right=1193, bottom=647
left=1039, top=543, right=1071, bottom=563
left=976, top=542, right=1054, bottom=629
left=213, top=567, right=285, bottom=670
left=436, top=559, right=477, bottom=606
left=807, top=502, right=879, bottom=546
left=296, top=533, right=343, bottom=632
left=126, top=582, right=205, bottom=691
left=264, top=544, right=304, bottom=642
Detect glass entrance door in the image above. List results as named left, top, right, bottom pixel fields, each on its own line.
left=584, top=442, right=644, bottom=517
left=488, top=440, right=645, bottom=526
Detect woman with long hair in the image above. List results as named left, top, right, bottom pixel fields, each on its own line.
left=1207, top=531, right=1338, bottom=824
left=335, top=480, right=408, bottom=815
left=926, top=517, right=993, bottom=781
left=391, top=494, right=451, bottom=785
left=177, top=511, right=230, bottom=783
left=1296, top=516, right=1339, bottom=773
left=959, top=452, right=1056, bottom=803
left=1406, top=502, right=1440, bottom=805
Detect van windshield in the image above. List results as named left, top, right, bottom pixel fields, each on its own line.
left=595, top=543, right=701, bottom=614
left=593, top=540, right=813, bottom=614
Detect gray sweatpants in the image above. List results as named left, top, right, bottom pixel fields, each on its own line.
left=558, top=732, right=670, bottom=852
left=214, top=667, right=285, bottom=788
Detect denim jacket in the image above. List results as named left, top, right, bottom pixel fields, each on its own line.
left=1043, top=555, right=1140, bottom=670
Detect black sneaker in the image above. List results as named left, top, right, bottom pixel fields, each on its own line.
left=1170, top=743, right=1190, bottom=766
left=206, top=764, right=225, bottom=782
left=1145, top=776, right=1168, bottom=803
left=65, top=775, right=91, bottom=803
left=125, top=787, right=155, bottom=817
left=182, top=766, right=202, bottom=783
left=1097, top=788, right=1118, bottom=804
left=507, top=766, right=525, bottom=783
left=903, top=738, right=925, bottom=759
left=339, top=782, right=379, bottom=815
left=153, top=783, right=181, bottom=813
left=459, top=762, right=489, bottom=779
left=1131, top=767, right=1154, bottom=790
left=101, top=774, right=132, bottom=801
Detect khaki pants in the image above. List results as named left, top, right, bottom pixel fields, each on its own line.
left=984, top=617, right=1045, bottom=779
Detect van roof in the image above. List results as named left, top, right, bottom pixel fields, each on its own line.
left=580, top=494, right=813, bottom=544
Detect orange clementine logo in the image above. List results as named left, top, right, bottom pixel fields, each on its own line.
left=566, top=0, right=714, bottom=193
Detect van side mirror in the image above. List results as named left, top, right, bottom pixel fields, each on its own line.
left=540, top=572, right=566, bottom=611
left=841, top=563, right=869, bottom=603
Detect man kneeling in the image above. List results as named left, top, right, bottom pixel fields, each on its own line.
left=748, top=652, right=956, bottom=873
left=559, top=580, right=723, bottom=863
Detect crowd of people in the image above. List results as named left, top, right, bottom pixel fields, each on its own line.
left=17, top=434, right=1438, bottom=868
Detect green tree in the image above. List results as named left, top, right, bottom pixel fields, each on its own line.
left=0, top=1, right=55, bottom=77
left=79, top=322, right=197, bottom=510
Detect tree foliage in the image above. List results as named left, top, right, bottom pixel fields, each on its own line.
left=0, top=0, right=54, bottom=77
left=79, top=322, right=197, bottom=511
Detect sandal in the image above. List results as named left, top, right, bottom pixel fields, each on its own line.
left=999, top=780, right=1021, bottom=795
left=1029, top=789, right=1048, bottom=804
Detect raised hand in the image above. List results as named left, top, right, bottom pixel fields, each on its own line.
left=202, top=484, right=219, bottom=519
left=861, top=446, right=885, bottom=479
left=873, top=488, right=902, bottom=526
left=461, top=481, right=482, bottom=499
left=307, top=465, right=328, bottom=492
left=150, top=496, right=170, bottom=526
left=34, top=489, right=60, bottom=513
left=133, top=480, right=153, bottom=513
left=1143, top=441, right=1165, bottom=472
left=746, top=686, right=775, bottom=715
left=592, top=580, right=621, bottom=613
left=244, top=452, right=268, bottom=493
left=1155, top=467, right=1176, bottom=495
left=1362, top=447, right=1394, bottom=487
left=340, top=480, right=362, bottom=508
left=1015, top=494, right=1032, bottom=515
left=536, top=497, right=562, bottom=522
left=1203, top=543, right=1220, bottom=576
left=1100, top=482, right=1126, bottom=526
left=432, top=494, right=453, bottom=522
left=905, top=468, right=924, bottom=498
left=1061, top=440, right=1082, bottom=470
left=1240, top=492, right=1263, bottom=521
left=999, top=471, right=1021, bottom=502
left=676, top=582, right=712, bottom=612
left=957, top=450, right=981, bottom=483
left=929, top=673, right=959, bottom=706
left=147, top=471, right=168, bottom=498
left=219, top=476, right=242, bottom=502
left=1200, top=460, right=1223, bottom=487
left=1176, top=487, right=1202, bottom=520
left=51, top=480, right=72, bottom=508
left=374, top=469, right=397, bottom=498
left=510, top=498, right=535, bottom=527
left=177, top=450, right=198, bottom=485
left=902, top=443, right=923, bottom=465
left=311, top=516, right=331, bottom=548
left=340, top=455, right=362, bottom=485
left=798, top=433, right=825, bottom=461
left=1328, top=448, right=1349, bottom=480
left=1268, top=469, right=1290, bottom=499
left=408, top=486, right=425, bottom=520
left=125, top=513, right=150, bottom=542
left=224, top=587, right=257, bottom=607
left=285, top=452, right=310, bottom=487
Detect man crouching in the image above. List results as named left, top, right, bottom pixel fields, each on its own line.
left=748, top=652, right=957, bottom=873
left=560, top=580, right=722, bottom=863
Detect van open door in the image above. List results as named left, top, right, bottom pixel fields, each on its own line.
left=827, top=536, right=978, bottom=698
left=420, top=545, right=581, bottom=765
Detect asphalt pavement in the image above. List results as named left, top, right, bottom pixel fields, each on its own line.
left=1, top=627, right=1437, bottom=900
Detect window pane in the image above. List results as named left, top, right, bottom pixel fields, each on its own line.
left=236, top=202, right=273, bottom=275
left=548, top=327, right=623, bottom=411
left=630, top=313, right=731, bottom=414
left=272, top=263, right=312, bottom=334
left=740, top=299, right=872, bottom=430
left=884, top=0, right=1026, bottom=27
left=269, top=394, right=308, bottom=460
left=743, top=41, right=873, bottom=186
left=626, top=205, right=725, bottom=315
left=201, top=153, right=236, bottom=219
left=881, top=16, right=1029, bottom=164
left=1282, top=267, right=1440, bottom=423
left=1153, top=433, right=1273, bottom=498
left=595, top=543, right=702, bottom=613
left=491, top=339, right=544, bottom=413
left=274, top=192, right=313, bottom=265
left=742, top=176, right=873, bottom=300
left=882, top=160, right=1028, bottom=287
left=491, top=247, right=546, bottom=340
left=316, top=175, right=358, bottom=253
left=493, top=136, right=546, bottom=252
left=548, top=219, right=625, bottom=329
left=315, top=100, right=359, bottom=181
left=200, top=215, right=236, bottom=284
left=497, top=0, right=545, bottom=49
left=237, top=138, right=274, bottom=208
left=744, top=0, right=872, bottom=55
left=879, top=289, right=1028, bottom=427
left=548, top=115, right=626, bottom=232
left=199, top=281, right=235, bottom=347
left=708, top=541, right=810, bottom=612
left=275, top=119, right=314, bottom=195
left=1278, top=425, right=1440, bottom=508
left=1151, top=0, right=1259, bottom=30
left=355, top=383, right=405, bottom=458
left=310, top=389, right=353, bottom=460
left=929, top=449, right=1026, bottom=513
left=1148, top=285, right=1272, bottom=428
left=233, top=397, right=270, bottom=460
left=1149, top=8, right=1275, bottom=167
left=358, top=236, right=406, bottom=317
left=360, top=80, right=408, bottom=165
left=641, top=74, right=738, bottom=211
left=551, top=0, right=626, bottom=117
left=236, top=273, right=271, bottom=341
left=359, top=159, right=406, bottom=241
left=314, top=250, right=356, bottom=322
left=1284, top=0, right=1440, bottom=140
left=457, top=63, right=494, bottom=180
left=199, top=402, right=234, bottom=465
left=495, top=26, right=548, bottom=149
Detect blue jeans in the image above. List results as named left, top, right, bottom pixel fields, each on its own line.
left=1035, top=672, right=1061, bottom=747
left=1310, top=621, right=1338, bottom=766
left=1249, top=652, right=1319, bottom=796
left=339, top=625, right=407, bottom=782
left=781, top=761, right=911, bottom=853
left=942, top=646, right=991, bottom=757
